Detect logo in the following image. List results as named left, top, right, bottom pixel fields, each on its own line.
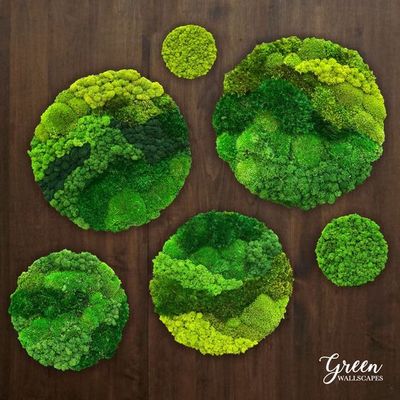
left=319, top=353, right=383, bottom=384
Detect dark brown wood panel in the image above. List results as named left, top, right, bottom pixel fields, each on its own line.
left=1, top=1, right=399, bottom=399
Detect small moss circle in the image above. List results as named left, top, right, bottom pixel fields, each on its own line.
left=213, top=36, right=386, bottom=210
left=9, top=250, right=129, bottom=371
left=29, top=69, right=191, bottom=231
left=150, top=211, right=293, bottom=355
left=162, top=24, right=217, bottom=79
left=316, top=214, right=388, bottom=287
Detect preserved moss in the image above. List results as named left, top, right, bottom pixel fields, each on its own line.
left=150, top=211, right=293, bottom=355
left=29, top=69, right=191, bottom=231
left=213, top=37, right=386, bottom=210
left=9, top=250, right=129, bottom=371
left=316, top=214, right=388, bottom=286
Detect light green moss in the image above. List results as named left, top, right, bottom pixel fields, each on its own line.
left=161, top=312, right=257, bottom=355
left=162, top=24, right=217, bottom=79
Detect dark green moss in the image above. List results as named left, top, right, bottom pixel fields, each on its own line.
left=38, top=143, right=90, bottom=201
left=114, top=108, right=189, bottom=164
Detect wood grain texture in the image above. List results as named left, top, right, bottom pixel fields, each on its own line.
left=1, top=0, right=399, bottom=399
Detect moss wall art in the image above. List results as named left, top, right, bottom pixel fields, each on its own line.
left=150, top=211, right=293, bottom=355
left=8, top=250, right=129, bottom=371
left=316, top=214, right=388, bottom=287
left=213, top=36, right=386, bottom=209
left=162, top=24, right=217, bottom=79
left=29, top=69, right=191, bottom=232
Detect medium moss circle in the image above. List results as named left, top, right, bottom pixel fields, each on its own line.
left=150, top=211, right=293, bottom=355
left=316, top=214, right=388, bottom=286
left=162, top=24, right=217, bottom=79
left=8, top=250, right=129, bottom=371
left=29, top=69, right=191, bottom=231
left=213, top=36, right=386, bottom=210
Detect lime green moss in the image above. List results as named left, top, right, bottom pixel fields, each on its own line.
left=40, top=103, right=78, bottom=138
left=161, top=312, right=257, bottom=355
left=150, top=211, right=293, bottom=355
left=162, top=24, right=217, bottom=79
left=213, top=36, right=386, bottom=210
left=29, top=69, right=191, bottom=231
left=315, top=214, right=388, bottom=286
left=8, top=250, right=129, bottom=371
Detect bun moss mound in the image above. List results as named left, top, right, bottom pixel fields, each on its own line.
left=316, top=214, right=388, bottom=286
left=162, top=24, right=217, bottom=79
left=29, top=69, right=191, bottom=231
left=8, top=250, right=129, bottom=371
left=150, top=211, right=293, bottom=355
left=213, top=37, right=386, bottom=209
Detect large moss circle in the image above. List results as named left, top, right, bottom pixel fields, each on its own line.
left=29, top=69, right=191, bottom=231
left=150, top=211, right=293, bottom=355
left=162, top=24, right=217, bottom=79
left=213, top=36, right=386, bottom=209
left=316, top=214, right=388, bottom=286
left=8, top=250, right=129, bottom=371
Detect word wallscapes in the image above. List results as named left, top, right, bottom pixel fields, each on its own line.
left=319, top=353, right=383, bottom=384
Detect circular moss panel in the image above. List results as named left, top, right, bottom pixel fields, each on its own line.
left=213, top=36, right=386, bottom=209
left=9, top=250, right=129, bottom=371
left=150, top=211, right=293, bottom=355
left=29, top=69, right=191, bottom=231
left=316, top=214, right=388, bottom=286
left=162, top=24, right=217, bottom=79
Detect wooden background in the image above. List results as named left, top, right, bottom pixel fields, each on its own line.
left=1, top=1, right=399, bottom=399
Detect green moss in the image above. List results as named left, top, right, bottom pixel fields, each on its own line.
left=34, top=124, right=48, bottom=142
left=292, top=134, right=324, bottom=167
left=161, top=312, right=256, bottom=355
left=8, top=250, right=129, bottom=371
left=216, top=132, right=237, bottom=163
left=363, top=94, right=387, bottom=120
left=215, top=294, right=290, bottom=342
left=38, top=143, right=90, bottom=201
left=29, top=69, right=191, bottom=231
left=298, top=37, right=331, bottom=60
left=105, top=189, right=147, bottom=230
left=150, top=211, right=293, bottom=355
left=332, top=82, right=364, bottom=107
left=315, top=214, right=388, bottom=286
left=353, top=110, right=384, bottom=144
left=162, top=24, right=217, bottom=79
left=213, top=37, right=386, bottom=210
left=40, top=103, right=77, bottom=137
left=76, top=153, right=190, bottom=232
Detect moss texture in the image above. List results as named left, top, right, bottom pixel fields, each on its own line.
left=29, top=69, right=191, bottom=231
left=8, top=250, right=129, bottom=371
left=316, top=214, right=388, bottom=286
left=150, top=211, right=293, bottom=355
left=162, top=24, right=217, bottom=79
left=213, top=37, right=386, bottom=210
